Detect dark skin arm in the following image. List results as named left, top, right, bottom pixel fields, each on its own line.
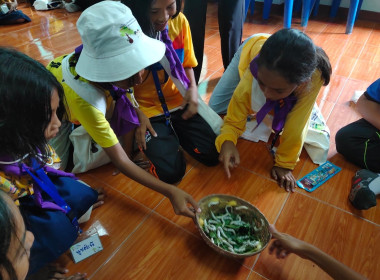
left=269, top=225, right=366, bottom=280
left=219, top=141, right=240, bottom=179
left=181, top=67, right=198, bottom=120
left=356, top=93, right=380, bottom=130
left=104, top=142, right=199, bottom=218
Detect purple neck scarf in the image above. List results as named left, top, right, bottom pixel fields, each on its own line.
left=74, top=45, right=139, bottom=137
left=160, top=27, right=190, bottom=89
left=0, top=155, right=76, bottom=212
left=99, top=83, right=140, bottom=137
left=250, top=55, right=297, bottom=133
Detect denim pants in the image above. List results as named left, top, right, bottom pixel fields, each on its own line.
left=208, top=37, right=249, bottom=114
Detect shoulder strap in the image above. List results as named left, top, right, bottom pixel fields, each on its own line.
left=151, top=68, right=171, bottom=126
left=61, top=54, right=107, bottom=115
left=24, top=158, right=81, bottom=233
left=159, top=55, right=187, bottom=97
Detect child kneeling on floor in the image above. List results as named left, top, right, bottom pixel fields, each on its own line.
left=0, top=47, right=100, bottom=279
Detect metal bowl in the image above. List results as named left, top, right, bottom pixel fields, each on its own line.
left=195, top=194, right=271, bottom=258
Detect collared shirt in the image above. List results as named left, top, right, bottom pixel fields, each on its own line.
left=47, top=54, right=119, bottom=148
left=215, top=34, right=324, bottom=170
left=132, top=12, right=197, bottom=118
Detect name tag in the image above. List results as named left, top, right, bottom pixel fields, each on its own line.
left=70, top=233, right=103, bottom=263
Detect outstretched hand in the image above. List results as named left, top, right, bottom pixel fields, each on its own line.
left=269, top=225, right=308, bottom=260
left=219, top=141, right=240, bottom=179
left=271, top=166, right=296, bottom=192
left=168, top=187, right=201, bottom=218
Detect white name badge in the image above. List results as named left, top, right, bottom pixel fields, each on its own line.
left=70, top=233, right=103, bottom=263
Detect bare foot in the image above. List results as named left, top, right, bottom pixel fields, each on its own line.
left=112, top=151, right=151, bottom=176
left=92, top=187, right=105, bottom=209
left=28, top=264, right=87, bottom=280
left=132, top=150, right=151, bottom=171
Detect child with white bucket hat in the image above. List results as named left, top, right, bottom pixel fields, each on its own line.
left=47, top=1, right=200, bottom=218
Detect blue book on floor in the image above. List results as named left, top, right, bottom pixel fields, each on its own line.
left=297, top=161, right=341, bottom=192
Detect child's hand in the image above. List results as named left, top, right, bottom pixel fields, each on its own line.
left=219, top=141, right=240, bottom=179
left=271, top=166, right=296, bottom=192
left=135, top=109, right=157, bottom=150
left=269, top=225, right=308, bottom=259
left=8, top=0, right=18, bottom=12
left=181, top=86, right=198, bottom=120
left=168, top=187, right=200, bottom=218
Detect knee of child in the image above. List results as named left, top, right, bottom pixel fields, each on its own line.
left=335, top=127, right=350, bottom=152
left=157, top=167, right=186, bottom=184
left=153, top=157, right=186, bottom=184
left=200, top=152, right=220, bottom=167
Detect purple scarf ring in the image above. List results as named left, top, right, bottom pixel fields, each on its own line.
left=75, top=45, right=139, bottom=137
left=0, top=156, right=76, bottom=212
left=160, top=27, right=190, bottom=89
left=250, top=55, right=297, bottom=133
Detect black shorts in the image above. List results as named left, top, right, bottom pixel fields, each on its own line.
left=336, top=118, right=380, bottom=172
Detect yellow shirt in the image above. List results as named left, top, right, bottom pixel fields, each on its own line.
left=47, top=54, right=119, bottom=148
left=215, top=34, right=324, bottom=170
left=133, top=12, right=197, bottom=118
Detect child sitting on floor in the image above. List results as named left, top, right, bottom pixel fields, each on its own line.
left=125, top=0, right=220, bottom=183
left=0, top=0, right=30, bottom=25
left=0, top=47, right=99, bottom=279
left=336, top=78, right=380, bottom=210
left=47, top=1, right=200, bottom=218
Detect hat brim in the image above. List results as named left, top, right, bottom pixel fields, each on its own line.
left=76, top=34, right=165, bottom=82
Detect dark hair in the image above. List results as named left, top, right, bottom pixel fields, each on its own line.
left=0, top=47, right=66, bottom=160
left=0, top=191, right=18, bottom=280
left=257, top=29, right=331, bottom=86
left=123, top=0, right=182, bottom=38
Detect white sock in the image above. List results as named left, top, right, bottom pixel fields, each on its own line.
left=369, top=174, right=380, bottom=195
left=64, top=2, right=81, bottom=12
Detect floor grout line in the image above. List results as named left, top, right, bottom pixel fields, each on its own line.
left=85, top=172, right=167, bottom=216
left=88, top=210, right=156, bottom=279
left=6, top=3, right=379, bottom=278
left=295, top=190, right=380, bottom=227
left=330, top=29, right=372, bottom=111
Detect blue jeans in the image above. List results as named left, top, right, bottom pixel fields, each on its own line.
left=208, top=37, right=249, bottom=114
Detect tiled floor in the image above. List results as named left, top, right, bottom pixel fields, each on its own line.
left=2, top=2, right=380, bottom=280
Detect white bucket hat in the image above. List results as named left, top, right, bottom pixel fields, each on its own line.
left=75, top=1, right=165, bottom=82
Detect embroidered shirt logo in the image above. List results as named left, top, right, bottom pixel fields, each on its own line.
left=119, top=25, right=141, bottom=44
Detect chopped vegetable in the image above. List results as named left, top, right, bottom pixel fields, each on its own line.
left=201, top=201, right=263, bottom=254
left=227, top=200, right=237, bottom=206
left=199, top=218, right=204, bottom=227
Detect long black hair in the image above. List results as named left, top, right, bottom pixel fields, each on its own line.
left=257, top=28, right=331, bottom=86
left=0, top=47, right=66, bottom=160
left=123, top=0, right=182, bottom=38
left=0, top=191, right=18, bottom=280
